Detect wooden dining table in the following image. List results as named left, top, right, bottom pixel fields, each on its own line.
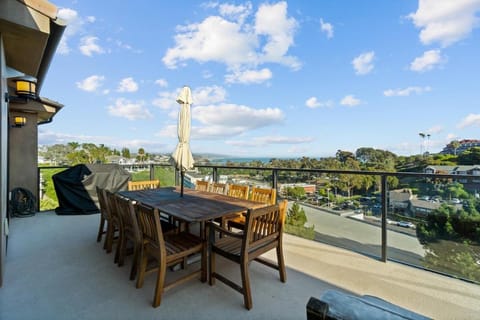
left=117, top=186, right=267, bottom=280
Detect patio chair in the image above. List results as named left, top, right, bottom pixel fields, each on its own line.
left=95, top=186, right=111, bottom=246
left=103, top=190, right=122, bottom=257
left=114, top=194, right=143, bottom=280
left=227, top=184, right=249, bottom=199
left=208, top=201, right=287, bottom=310
left=195, top=180, right=210, bottom=191
left=227, top=186, right=277, bottom=230
left=134, top=202, right=205, bottom=308
left=214, top=184, right=250, bottom=230
left=211, top=182, right=227, bottom=194
left=128, top=179, right=160, bottom=191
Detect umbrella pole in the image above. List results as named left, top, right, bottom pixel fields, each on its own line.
left=180, top=171, right=184, bottom=197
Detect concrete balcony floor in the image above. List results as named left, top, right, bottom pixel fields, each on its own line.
left=1, top=211, right=479, bottom=319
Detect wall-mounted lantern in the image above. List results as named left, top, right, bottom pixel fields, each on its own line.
left=12, top=116, right=27, bottom=128
left=5, top=76, right=38, bottom=103
left=14, top=76, right=37, bottom=99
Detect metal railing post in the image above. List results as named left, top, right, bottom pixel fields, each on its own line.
left=37, top=167, right=41, bottom=211
left=381, top=174, right=388, bottom=262
left=149, top=164, right=155, bottom=180
left=212, top=167, right=218, bottom=183
left=272, top=169, right=278, bottom=190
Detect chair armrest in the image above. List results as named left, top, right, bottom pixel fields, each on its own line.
left=208, top=221, right=244, bottom=239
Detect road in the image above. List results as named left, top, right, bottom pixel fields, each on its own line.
left=291, top=203, right=426, bottom=266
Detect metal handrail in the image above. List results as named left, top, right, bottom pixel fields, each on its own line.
left=38, top=163, right=479, bottom=264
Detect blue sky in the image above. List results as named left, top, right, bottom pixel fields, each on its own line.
left=40, top=0, right=480, bottom=158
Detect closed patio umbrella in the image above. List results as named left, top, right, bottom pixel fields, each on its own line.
left=171, top=86, right=194, bottom=196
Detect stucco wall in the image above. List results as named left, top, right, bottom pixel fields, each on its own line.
left=8, top=111, right=38, bottom=209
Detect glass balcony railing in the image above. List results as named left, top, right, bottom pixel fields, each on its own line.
left=38, top=163, right=480, bottom=284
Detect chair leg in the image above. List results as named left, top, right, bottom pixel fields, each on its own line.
left=277, top=245, right=287, bottom=283
left=114, top=229, right=123, bottom=265
left=136, top=250, right=148, bottom=289
left=104, top=223, right=113, bottom=252
left=117, top=236, right=126, bottom=267
left=152, top=263, right=167, bottom=308
left=97, top=217, right=105, bottom=242
left=240, top=259, right=252, bottom=310
left=209, top=250, right=216, bottom=286
left=129, top=243, right=140, bottom=280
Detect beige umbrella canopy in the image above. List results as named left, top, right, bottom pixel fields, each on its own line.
left=171, top=86, right=194, bottom=196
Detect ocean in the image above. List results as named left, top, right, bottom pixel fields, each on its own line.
left=208, top=157, right=275, bottom=164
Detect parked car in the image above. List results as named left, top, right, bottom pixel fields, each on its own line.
left=450, top=198, right=461, bottom=204
left=397, top=221, right=415, bottom=228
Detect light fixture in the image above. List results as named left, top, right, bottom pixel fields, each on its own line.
left=14, top=76, right=37, bottom=99
left=12, top=116, right=27, bottom=128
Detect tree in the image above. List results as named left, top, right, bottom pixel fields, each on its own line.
left=67, top=141, right=80, bottom=152
left=137, top=147, right=146, bottom=162
left=121, top=147, right=131, bottom=159
left=286, top=186, right=306, bottom=200
left=286, top=202, right=307, bottom=227
left=336, top=150, right=355, bottom=163
left=451, top=140, right=461, bottom=156
left=457, top=147, right=480, bottom=165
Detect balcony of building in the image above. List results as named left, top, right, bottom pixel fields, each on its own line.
left=1, top=205, right=479, bottom=319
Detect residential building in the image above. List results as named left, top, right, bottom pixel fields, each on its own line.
left=1, top=0, right=66, bottom=286
left=441, top=139, right=480, bottom=155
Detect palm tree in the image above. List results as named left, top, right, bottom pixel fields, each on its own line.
left=451, top=140, right=461, bottom=156
left=419, top=132, right=426, bottom=155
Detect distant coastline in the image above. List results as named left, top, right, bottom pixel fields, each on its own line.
left=208, top=157, right=272, bottom=164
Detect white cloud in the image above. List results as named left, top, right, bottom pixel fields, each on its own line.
left=76, top=75, right=105, bottom=92
left=155, top=79, right=168, bottom=87
left=152, top=85, right=227, bottom=111
left=56, top=8, right=99, bottom=55
left=320, top=18, right=334, bottom=39
left=446, top=133, right=458, bottom=141
left=39, top=129, right=169, bottom=152
left=152, top=91, right=177, bottom=110
left=79, top=36, right=105, bottom=56
left=162, top=2, right=300, bottom=75
left=218, top=2, right=252, bottom=24
left=225, top=68, right=272, bottom=84
left=427, top=125, right=443, bottom=134
left=117, top=77, right=139, bottom=93
left=408, top=0, right=480, bottom=47
left=107, top=98, right=152, bottom=120
left=458, top=113, right=480, bottom=128
left=193, top=86, right=227, bottom=105
left=340, top=95, right=361, bottom=107
left=305, top=97, right=334, bottom=108
left=192, top=104, right=284, bottom=138
left=156, top=124, right=177, bottom=138
left=383, top=86, right=432, bottom=97
left=410, top=49, right=445, bottom=72
left=254, top=2, right=299, bottom=68
left=352, top=51, right=375, bottom=75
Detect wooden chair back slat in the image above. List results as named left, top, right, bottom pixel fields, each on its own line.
left=195, top=180, right=210, bottom=191
left=250, top=187, right=276, bottom=205
left=128, top=180, right=160, bottom=191
left=227, top=184, right=249, bottom=200
left=135, top=203, right=164, bottom=250
left=211, top=182, right=227, bottom=194
left=96, top=186, right=110, bottom=219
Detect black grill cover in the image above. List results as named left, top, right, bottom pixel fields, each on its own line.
left=53, top=164, right=130, bottom=215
